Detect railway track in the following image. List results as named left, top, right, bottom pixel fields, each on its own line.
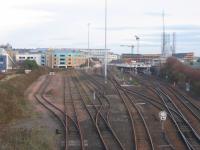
left=34, top=75, right=67, bottom=150
left=129, top=74, right=200, bottom=125
left=73, top=71, right=126, bottom=150
left=134, top=74, right=200, bottom=121
left=80, top=71, right=137, bottom=150
left=119, top=73, right=200, bottom=149
left=109, top=72, right=185, bottom=149
left=136, top=75, right=200, bottom=134
left=111, top=76, right=156, bottom=150
left=155, top=85, right=200, bottom=150
left=64, top=76, right=84, bottom=150
left=33, top=70, right=200, bottom=149
left=167, top=86, right=200, bottom=121
left=83, top=71, right=158, bottom=150
left=35, top=74, right=85, bottom=150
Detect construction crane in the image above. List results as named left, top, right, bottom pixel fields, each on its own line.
left=120, top=45, right=134, bottom=54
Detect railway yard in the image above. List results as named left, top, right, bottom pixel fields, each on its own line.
left=30, top=68, right=200, bottom=150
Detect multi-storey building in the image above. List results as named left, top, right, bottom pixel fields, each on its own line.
left=172, top=52, right=194, bottom=62
left=45, top=49, right=86, bottom=68
left=0, top=48, right=15, bottom=72
left=81, top=49, right=110, bottom=63
left=121, top=54, right=161, bottom=63
left=13, top=48, right=118, bottom=68
left=15, top=52, right=42, bottom=65
left=41, top=53, right=46, bottom=66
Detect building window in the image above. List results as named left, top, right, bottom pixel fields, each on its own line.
left=19, top=57, right=25, bottom=59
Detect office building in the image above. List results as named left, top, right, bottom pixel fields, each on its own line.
left=0, top=48, right=14, bottom=72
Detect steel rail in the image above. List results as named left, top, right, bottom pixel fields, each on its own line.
left=73, top=71, right=125, bottom=150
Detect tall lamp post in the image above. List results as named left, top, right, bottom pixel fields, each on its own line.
left=104, top=0, right=108, bottom=84
left=135, top=35, right=140, bottom=54
left=88, top=23, right=91, bottom=69
left=135, top=35, right=140, bottom=62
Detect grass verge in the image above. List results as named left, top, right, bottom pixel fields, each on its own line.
left=0, top=127, right=56, bottom=150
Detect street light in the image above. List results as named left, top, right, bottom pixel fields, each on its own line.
left=87, top=23, right=91, bottom=69
left=135, top=35, right=140, bottom=62
left=135, top=35, right=140, bottom=54
left=104, top=0, right=108, bottom=84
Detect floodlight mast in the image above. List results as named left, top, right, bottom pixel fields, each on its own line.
left=87, top=23, right=90, bottom=69
left=135, top=35, right=140, bottom=62
left=104, top=0, right=108, bottom=84
left=135, top=35, right=140, bottom=54
left=162, top=11, right=166, bottom=57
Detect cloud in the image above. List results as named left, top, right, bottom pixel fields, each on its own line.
left=167, top=25, right=200, bottom=31
left=95, top=24, right=200, bottom=32
left=0, top=0, right=200, bottom=56
left=49, top=37, right=73, bottom=41
left=144, top=12, right=171, bottom=17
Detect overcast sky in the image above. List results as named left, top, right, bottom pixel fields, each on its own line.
left=0, top=0, right=200, bottom=56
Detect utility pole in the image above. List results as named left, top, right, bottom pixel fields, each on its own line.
left=104, top=0, right=108, bottom=84
left=135, top=35, right=140, bottom=54
left=135, top=35, right=140, bottom=62
left=162, top=11, right=166, bottom=57
left=88, top=23, right=90, bottom=69
left=172, top=32, right=176, bottom=54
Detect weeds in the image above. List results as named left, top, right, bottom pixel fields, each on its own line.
left=0, top=127, right=56, bottom=150
left=0, top=68, right=48, bottom=124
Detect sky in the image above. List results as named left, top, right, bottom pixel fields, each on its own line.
left=0, top=0, right=200, bottom=56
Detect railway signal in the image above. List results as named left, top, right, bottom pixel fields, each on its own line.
left=186, top=82, right=190, bottom=92
left=159, top=111, right=167, bottom=131
left=49, top=72, right=55, bottom=76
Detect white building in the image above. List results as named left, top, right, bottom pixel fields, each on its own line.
left=81, top=49, right=109, bottom=63
left=81, top=49, right=118, bottom=63
left=15, top=53, right=42, bottom=65
left=108, top=52, right=119, bottom=63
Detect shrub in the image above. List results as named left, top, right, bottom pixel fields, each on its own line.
left=23, top=60, right=39, bottom=70
left=160, top=57, right=200, bottom=95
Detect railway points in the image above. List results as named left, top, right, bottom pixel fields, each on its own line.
left=31, top=69, right=200, bottom=150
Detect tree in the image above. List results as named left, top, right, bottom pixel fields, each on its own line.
left=161, top=57, right=200, bottom=95
left=23, top=60, right=38, bottom=70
